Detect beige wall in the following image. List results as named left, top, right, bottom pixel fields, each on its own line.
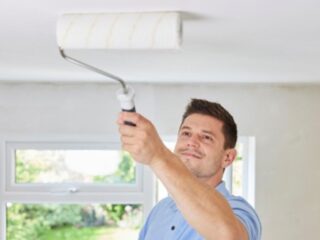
left=1, top=82, right=319, bottom=239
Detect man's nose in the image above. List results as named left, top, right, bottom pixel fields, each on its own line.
left=187, top=135, right=200, bottom=148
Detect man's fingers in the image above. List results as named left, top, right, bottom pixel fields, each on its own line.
left=117, top=111, right=159, bottom=165
left=118, top=123, right=137, bottom=136
left=120, top=135, right=137, bottom=145
left=118, top=112, right=141, bottom=126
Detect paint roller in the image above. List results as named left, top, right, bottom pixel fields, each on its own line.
left=57, top=12, right=182, bottom=125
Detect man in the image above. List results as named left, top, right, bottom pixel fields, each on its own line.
left=117, top=99, right=261, bottom=240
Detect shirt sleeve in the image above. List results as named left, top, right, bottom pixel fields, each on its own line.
left=139, top=223, right=147, bottom=240
left=229, top=197, right=262, bottom=240
left=139, top=212, right=151, bottom=240
left=138, top=199, right=166, bottom=240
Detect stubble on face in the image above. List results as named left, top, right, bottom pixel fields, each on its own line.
left=174, top=114, right=226, bottom=181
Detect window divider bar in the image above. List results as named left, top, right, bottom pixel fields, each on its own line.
left=0, top=201, right=5, bottom=240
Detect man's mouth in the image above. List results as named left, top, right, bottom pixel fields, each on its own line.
left=180, top=150, right=203, bottom=159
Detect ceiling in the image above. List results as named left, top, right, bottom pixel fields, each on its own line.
left=1, top=0, right=320, bottom=83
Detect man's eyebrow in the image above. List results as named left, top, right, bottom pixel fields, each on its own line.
left=202, top=130, right=214, bottom=135
left=202, top=130, right=217, bottom=138
left=180, top=126, right=217, bottom=138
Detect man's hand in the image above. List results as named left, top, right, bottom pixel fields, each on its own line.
left=117, top=112, right=169, bottom=166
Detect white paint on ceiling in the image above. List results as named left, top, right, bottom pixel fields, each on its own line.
left=0, top=0, right=320, bottom=83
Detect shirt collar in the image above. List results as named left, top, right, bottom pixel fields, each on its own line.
left=215, top=181, right=230, bottom=197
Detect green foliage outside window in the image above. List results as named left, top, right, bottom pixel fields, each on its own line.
left=93, top=151, right=136, bottom=184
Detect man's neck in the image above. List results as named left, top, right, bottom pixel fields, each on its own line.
left=198, top=172, right=223, bottom=188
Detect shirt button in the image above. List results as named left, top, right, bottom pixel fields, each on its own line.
left=171, top=225, right=175, bottom=231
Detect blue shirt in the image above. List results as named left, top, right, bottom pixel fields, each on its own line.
left=139, top=181, right=261, bottom=240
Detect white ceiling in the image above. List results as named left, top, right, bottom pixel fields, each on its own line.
left=1, top=0, right=320, bottom=83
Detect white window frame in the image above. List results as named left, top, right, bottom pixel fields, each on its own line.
left=0, top=135, right=155, bottom=240
left=224, top=136, right=256, bottom=206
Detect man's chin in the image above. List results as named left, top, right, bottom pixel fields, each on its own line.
left=180, top=157, right=200, bottom=170
left=179, top=155, right=192, bottom=163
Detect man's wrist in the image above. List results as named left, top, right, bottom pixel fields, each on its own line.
left=150, top=147, right=172, bottom=170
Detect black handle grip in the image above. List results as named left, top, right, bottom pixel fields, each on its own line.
left=122, top=107, right=136, bottom=127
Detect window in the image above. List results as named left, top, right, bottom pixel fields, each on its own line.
left=6, top=142, right=142, bottom=193
left=223, top=137, right=256, bottom=206
left=0, top=137, right=155, bottom=240
left=14, top=149, right=136, bottom=184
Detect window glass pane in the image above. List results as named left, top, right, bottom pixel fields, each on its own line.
left=6, top=203, right=142, bottom=240
left=15, top=150, right=136, bottom=184
left=232, top=143, right=244, bottom=196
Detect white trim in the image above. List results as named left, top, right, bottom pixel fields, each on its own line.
left=0, top=203, right=5, bottom=240
left=230, top=136, right=256, bottom=207
left=0, top=140, right=6, bottom=240
left=1, top=192, right=147, bottom=204
left=246, top=137, right=256, bottom=207
left=224, top=166, right=233, bottom=192
left=240, top=137, right=250, bottom=200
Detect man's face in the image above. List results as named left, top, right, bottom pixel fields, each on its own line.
left=174, top=113, right=234, bottom=181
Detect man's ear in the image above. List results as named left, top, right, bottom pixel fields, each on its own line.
left=222, top=148, right=237, bottom=168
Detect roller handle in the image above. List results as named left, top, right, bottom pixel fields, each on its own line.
left=122, top=107, right=136, bottom=126
left=117, top=86, right=136, bottom=127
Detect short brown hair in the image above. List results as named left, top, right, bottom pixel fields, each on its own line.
left=181, top=99, right=237, bottom=149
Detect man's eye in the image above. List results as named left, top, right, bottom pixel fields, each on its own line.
left=181, top=131, right=191, bottom=137
left=203, top=135, right=213, bottom=141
